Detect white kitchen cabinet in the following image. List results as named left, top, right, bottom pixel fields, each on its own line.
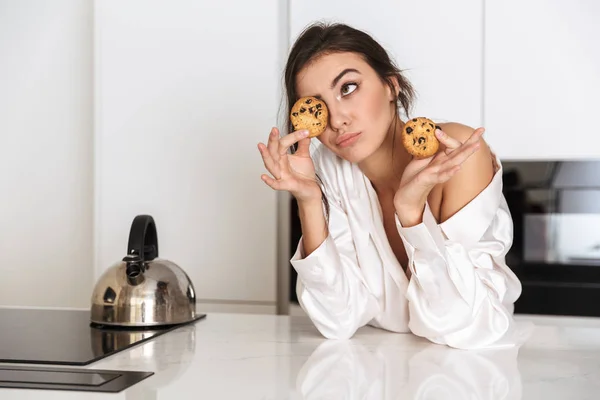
left=94, top=0, right=283, bottom=304
left=290, top=0, right=484, bottom=129
left=484, top=0, right=600, bottom=160
left=0, top=0, right=94, bottom=308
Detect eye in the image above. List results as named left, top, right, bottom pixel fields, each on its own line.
left=341, top=82, right=358, bottom=96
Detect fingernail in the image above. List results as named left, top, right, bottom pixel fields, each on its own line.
left=435, top=129, right=444, bottom=137
left=300, top=130, right=309, bottom=137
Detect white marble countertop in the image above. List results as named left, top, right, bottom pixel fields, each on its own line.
left=2, top=312, right=600, bottom=399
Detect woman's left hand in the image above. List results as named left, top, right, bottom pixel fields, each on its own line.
left=393, top=127, right=485, bottom=223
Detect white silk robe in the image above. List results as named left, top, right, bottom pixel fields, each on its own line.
left=290, top=147, right=527, bottom=349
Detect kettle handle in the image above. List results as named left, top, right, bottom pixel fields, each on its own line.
left=127, top=215, right=159, bottom=261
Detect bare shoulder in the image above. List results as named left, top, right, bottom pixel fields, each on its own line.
left=435, top=121, right=495, bottom=222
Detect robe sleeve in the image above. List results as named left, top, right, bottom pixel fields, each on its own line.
left=396, top=169, right=524, bottom=349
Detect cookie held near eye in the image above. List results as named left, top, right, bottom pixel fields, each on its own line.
left=290, top=96, right=329, bottom=138
left=401, top=117, right=441, bottom=158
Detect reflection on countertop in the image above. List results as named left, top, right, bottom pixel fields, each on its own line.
left=297, top=340, right=522, bottom=399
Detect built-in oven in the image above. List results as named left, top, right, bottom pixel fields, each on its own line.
left=503, top=159, right=600, bottom=317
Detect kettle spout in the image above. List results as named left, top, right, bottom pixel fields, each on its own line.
left=123, top=254, right=146, bottom=286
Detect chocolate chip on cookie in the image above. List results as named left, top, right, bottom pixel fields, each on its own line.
left=290, top=96, right=329, bottom=138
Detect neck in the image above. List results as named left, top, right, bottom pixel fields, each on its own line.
left=358, top=117, right=411, bottom=197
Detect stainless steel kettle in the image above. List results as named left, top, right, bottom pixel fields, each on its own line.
left=90, top=214, right=197, bottom=327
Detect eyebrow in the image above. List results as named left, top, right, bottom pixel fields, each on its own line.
left=331, top=68, right=360, bottom=89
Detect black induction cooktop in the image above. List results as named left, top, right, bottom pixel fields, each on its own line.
left=0, top=308, right=206, bottom=366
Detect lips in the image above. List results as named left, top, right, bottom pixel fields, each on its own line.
left=336, top=132, right=361, bottom=146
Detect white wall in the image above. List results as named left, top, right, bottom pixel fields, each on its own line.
left=290, top=0, right=484, bottom=129
left=93, top=0, right=282, bottom=305
left=0, top=0, right=94, bottom=307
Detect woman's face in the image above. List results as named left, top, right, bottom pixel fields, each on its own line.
left=295, top=52, right=398, bottom=163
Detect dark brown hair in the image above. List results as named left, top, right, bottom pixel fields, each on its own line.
left=283, top=22, right=416, bottom=218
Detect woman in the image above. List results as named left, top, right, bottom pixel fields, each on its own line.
left=257, top=22, right=524, bottom=349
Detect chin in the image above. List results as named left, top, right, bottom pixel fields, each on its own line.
left=336, top=146, right=373, bottom=164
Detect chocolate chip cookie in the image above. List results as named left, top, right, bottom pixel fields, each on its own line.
left=401, top=117, right=441, bottom=158
left=290, top=96, right=328, bottom=138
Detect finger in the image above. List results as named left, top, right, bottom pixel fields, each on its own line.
left=267, top=127, right=281, bottom=162
left=295, top=137, right=312, bottom=157
left=422, top=139, right=480, bottom=185
left=257, top=142, right=281, bottom=179
left=447, top=141, right=481, bottom=167
left=436, top=127, right=485, bottom=155
left=278, top=150, right=291, bottom=177
left=420, top=162, right=461, bottom=187
left=279, top=130, right=310, bottom=155
left=437, top=164, right=462, bottom=183
left=435, top=129, right=462, bottom=153
left=261, top=173, right=288, bottom=192
left=454, top=128, right=485, bottom=155
left=464, top=127, right=485, bottom=146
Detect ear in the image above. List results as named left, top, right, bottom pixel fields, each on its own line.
left=387, top=76, right=400, bottom=102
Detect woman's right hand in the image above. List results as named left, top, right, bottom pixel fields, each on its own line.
left=258, top=127, right=322, bottom=202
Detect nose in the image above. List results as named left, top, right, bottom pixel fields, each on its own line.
left=327, top=101, right=351, bottom=132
